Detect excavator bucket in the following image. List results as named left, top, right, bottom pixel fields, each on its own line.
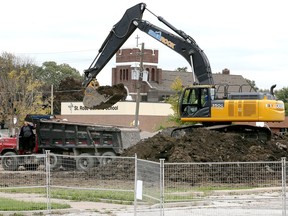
left=83, top=82, right=127, bottom=109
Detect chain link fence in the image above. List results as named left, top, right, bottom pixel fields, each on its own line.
left=0, top=154, right=50, bottom=214
left=0, top=152, right=287, bottom=216
left=163, top=160, right=286, bottom=216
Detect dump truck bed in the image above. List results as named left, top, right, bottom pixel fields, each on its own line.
left=36, top=119, right=140, bottom=154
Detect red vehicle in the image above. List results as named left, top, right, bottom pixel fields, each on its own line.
left=0, top=130, right=18, bottom=156
left=1, top=115, right=140, bottom=171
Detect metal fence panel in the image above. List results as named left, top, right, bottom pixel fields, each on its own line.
left=133, top=158, right=163, bottom=216
left=0, top=154, right=49, bottom=214
left=163, top=161, right=285, bottom=216
left=49, top=154, right=136, bottom=207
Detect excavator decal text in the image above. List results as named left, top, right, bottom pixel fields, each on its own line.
left=211, top=102, right=224, bottom=108
left=148, top=29, right=175, bottom=49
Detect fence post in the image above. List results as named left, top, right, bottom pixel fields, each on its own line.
left=160, top=159, right=165, bottom=216
left=134, top=154, right=138, bottom=216
left=282, top=157, right=286, bottom=216
left=45, top=150, right=51, bottom=213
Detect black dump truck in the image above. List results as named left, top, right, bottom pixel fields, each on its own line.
left=1, top=115, right=141, bottom=171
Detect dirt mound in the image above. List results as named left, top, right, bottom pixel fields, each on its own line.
left=83, top=128, right=288, bottom=185
left=122, top=128, right=288, bottom=162
left=83, top=83, right=127, bottom=109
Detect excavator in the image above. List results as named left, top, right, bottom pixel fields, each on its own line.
left=82, top=3, right=285, bottom=140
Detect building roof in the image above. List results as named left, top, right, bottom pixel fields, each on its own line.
left=147, top=70, right=255, bottom=96
left=149, top=70, right=193, bottom=91
left=212, top=73, right=256, bottom=97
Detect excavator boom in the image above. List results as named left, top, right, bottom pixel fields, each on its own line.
left=136, top=19, right=213, bottom=84
left=83, top=2, right=213, bottom=108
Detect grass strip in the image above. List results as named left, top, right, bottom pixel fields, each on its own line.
left=0, top=188, right=134, bottom=204
left=0, top=197, right=70, bottom=211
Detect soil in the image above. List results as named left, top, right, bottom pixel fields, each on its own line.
left=122, top=127, right=288, bottom=163
left=83, top=83, right=127, bottom=109
left=97, top=83, right=127, bottom=97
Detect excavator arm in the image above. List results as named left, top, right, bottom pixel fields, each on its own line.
left=83, top=3, right=146, bottom=109
left=83, top=3, right=146, bottom=87
left=83, top=2, right=213, bottom=108
left=136, top=18, right=213, bottom=85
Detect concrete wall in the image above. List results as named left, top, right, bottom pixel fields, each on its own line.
left=60, top=101, right=175, bottom=132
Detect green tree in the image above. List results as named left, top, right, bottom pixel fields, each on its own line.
left=35, top=61, right=83, bottom=114
left=0, top=52, right=49, bottom=131
left=275, top=87, right=288, bottom=116
left=176, top=67, right=188, bottom=72
left=53, top=77, right=84, bottom=114
left=165, top=76, right=184, bottom=125
left=8, top=69, right=49, bottom=118
left=245, top=78, right=258, bottom=91
left=35, top=61, right=82, bottom=89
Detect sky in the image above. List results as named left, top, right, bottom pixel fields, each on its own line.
left=1, top=0, right=288, bottom=90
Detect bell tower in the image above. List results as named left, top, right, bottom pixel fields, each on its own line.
left=112, top=47, right=162, bottom=100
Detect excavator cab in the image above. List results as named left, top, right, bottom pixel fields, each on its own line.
left=179, top=85, right=215, bottom=118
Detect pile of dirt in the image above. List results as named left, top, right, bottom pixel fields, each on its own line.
left=97, top=83, right=127, bottom=96
left=83, top=83, right=127, bottom=109
left=82, top=128, right=288, bottom=185
left=122, top=127, right=288, bottom=163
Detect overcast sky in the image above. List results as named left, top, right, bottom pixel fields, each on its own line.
left=1, top=0, right=287, bottom=90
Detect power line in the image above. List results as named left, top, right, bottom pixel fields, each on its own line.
left=16, top=49, right=98, bottom=55
left=0, top=89, right=83, bottom=94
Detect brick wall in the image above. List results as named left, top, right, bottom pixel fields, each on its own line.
left=116, top=48, right=158, bottom=63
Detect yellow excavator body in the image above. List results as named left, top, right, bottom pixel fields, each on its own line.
left=181, top=98, right=285, bottom=123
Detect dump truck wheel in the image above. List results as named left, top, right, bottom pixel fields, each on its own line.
left=49, top=153, right=62, bottom=170
left=76, top=153, right=95, bottom=171
left=2, top=152, right=18, bottom=171
left=100, top=151, right=116, bottom=166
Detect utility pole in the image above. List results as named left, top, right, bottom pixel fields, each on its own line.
left=134, top=43, right=144, bottom=128
left=51, top=84, right=54, bottom=115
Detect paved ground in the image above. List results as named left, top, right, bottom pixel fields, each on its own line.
left=0, top=190, right=284, bottom=216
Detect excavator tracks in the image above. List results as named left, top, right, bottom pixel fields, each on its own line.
left=171, top=124, right=272, bottom=142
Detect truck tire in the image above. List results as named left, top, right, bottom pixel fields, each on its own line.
left=49, top=153, right=62, bottom=170
left=76, top=153, right=95, bottom=171
left=2, top=152, right=19, bottom=171
left=100, top=151, right=116, bottom=166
